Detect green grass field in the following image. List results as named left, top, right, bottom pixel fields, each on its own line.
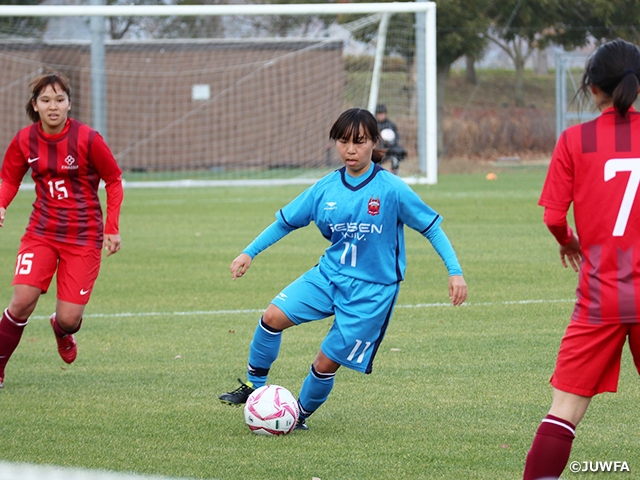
left=1, top=169, right=639, bottom=480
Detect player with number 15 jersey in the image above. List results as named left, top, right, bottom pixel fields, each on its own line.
left=0, top=71, right=122, bottom=389
left=2, top=110, right=122, bottom=250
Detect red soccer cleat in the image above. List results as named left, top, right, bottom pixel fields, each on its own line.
left=50, top=316, right=77, bottom=364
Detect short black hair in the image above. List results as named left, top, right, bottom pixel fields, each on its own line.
left=329, top=108, right=385, bottom=163
left=375, top=104, right=387, bottom=114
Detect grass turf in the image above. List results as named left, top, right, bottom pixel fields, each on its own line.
left=1, top=169, right=639, bottom=479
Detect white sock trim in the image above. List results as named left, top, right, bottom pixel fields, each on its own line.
left=3, top=309, right=28, bottom=327
left=542, top=418, right=576, bottom=436
left=258, top=318, right=283, bottom=335
left=310, top=365, right=336, bottom=380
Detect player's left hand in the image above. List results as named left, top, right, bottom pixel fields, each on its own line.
left=104, top=233, right=121, bottom=256
left=449, top=275, right=467, bottom=306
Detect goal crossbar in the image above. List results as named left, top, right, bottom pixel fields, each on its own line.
left=0, top=3, right=433, bottom=17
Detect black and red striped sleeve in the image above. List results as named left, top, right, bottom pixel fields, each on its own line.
left=89, top=133, right=123, bottom=235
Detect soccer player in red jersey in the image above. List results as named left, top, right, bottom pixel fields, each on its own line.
left=0, top=71, right=123, bottom=388
left=523, top=39, right=640, bottom=479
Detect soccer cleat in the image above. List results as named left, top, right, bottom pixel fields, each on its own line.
left=50, top=316, right=77, bottom=364
left=219, top=378, right=255, bottom=405
left=293, top=417, right=308, bottom=431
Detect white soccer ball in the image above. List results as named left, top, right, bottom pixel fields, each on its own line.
left=244, top=385, right=299, bottom=436
left=380, top=128, right=396, bottom=142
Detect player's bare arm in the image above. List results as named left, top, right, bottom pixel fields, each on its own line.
left=0, top=207, right=5, bottom=227
left=230, top=253, right=252, bottom=280
left=448, top=275, right=467, bottom=306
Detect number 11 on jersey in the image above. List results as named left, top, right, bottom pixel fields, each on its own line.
left=340, top=242, right=357, bottom=267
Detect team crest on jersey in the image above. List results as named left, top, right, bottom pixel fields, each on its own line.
left=62, top=155, right=78, bottom=170
left=367, top=196, right=380, bottom=216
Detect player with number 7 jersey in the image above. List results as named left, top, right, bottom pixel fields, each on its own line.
left=524, top=39, right=640, bottom=480
left=0, top=70, right=123, bottom=389
left=539, top=101, right=640, bottom=324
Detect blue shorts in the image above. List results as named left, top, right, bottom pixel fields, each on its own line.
left=271, top=265, right=399, bottom=374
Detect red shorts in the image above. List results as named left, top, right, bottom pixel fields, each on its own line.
left=551, top=321, right=640, bottom=397
left=12, top=233, right=102, bottom=305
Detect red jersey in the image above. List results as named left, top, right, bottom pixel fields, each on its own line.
left=540, top=107, right=640, bottom=324
left=0, top=118, right=123, bottom=249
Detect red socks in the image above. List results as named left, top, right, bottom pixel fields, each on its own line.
left=0, top=309, right=29, bottom=378
left=523, top=414, right=576, bottom=480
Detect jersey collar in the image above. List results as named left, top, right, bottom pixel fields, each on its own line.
left=339, top=163, right=382, bottom=191
left=38, top=118, right=71, bottom=139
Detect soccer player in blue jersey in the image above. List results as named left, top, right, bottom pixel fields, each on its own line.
left=219, top=108, right=467, bottom=430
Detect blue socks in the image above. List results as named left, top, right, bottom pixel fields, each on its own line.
left=297, top=365, right=336, bottom=418
left=246, top=317, right=282, bottom=388
left=245, top=317, right=336, bottom=419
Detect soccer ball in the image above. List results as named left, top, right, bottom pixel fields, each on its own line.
left=380, top=128, right=396, bottom=143
left=244, top=385, right=299, bottom=436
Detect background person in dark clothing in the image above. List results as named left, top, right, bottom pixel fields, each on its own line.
left=375, top=104, right=407, bottom=174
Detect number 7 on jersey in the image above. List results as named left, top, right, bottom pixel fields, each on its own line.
left=604, top=158, right=640, bottom=237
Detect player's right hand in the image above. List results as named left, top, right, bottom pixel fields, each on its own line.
left=0, top=207, right=5, bottom=227
left=230, top=253, right=252, bottom=280
left=449, top=275, right=467, bottom=306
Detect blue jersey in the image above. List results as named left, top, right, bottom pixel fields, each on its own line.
left=276, top=164, right=441, bottom=285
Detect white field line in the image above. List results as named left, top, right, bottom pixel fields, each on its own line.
left=0, top=461, right=214, bottom=480
left=28, top=298, right=575, bottom=320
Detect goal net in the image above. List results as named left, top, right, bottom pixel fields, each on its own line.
left=555, top=51, right=597, bottom=139
left=0, top=3, right=436, bottom=185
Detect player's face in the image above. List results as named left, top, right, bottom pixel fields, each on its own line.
left=336, top=127, right=375, bottom=177
left=32, top=83, right=71, bottom=134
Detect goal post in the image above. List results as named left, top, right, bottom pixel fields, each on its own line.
left=0, top=2, right=438, bottom=185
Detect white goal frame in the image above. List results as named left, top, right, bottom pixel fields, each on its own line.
left=0, top=2, right=438, bottom=184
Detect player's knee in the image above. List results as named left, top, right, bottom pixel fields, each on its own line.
left=9, top=292, right=40, bottom=319
left=312, top=353, right=340, bottom=374
left=262, top=305, right=294, bottom=330
left=55, top=314, right=82, bottom=333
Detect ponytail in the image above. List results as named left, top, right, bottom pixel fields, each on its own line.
left=612, top=70, right=639, bottom=117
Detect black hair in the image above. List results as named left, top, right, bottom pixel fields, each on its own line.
left=329, top=108, right=385, bottom=163
left=580, top=38, right=640, bottom=117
